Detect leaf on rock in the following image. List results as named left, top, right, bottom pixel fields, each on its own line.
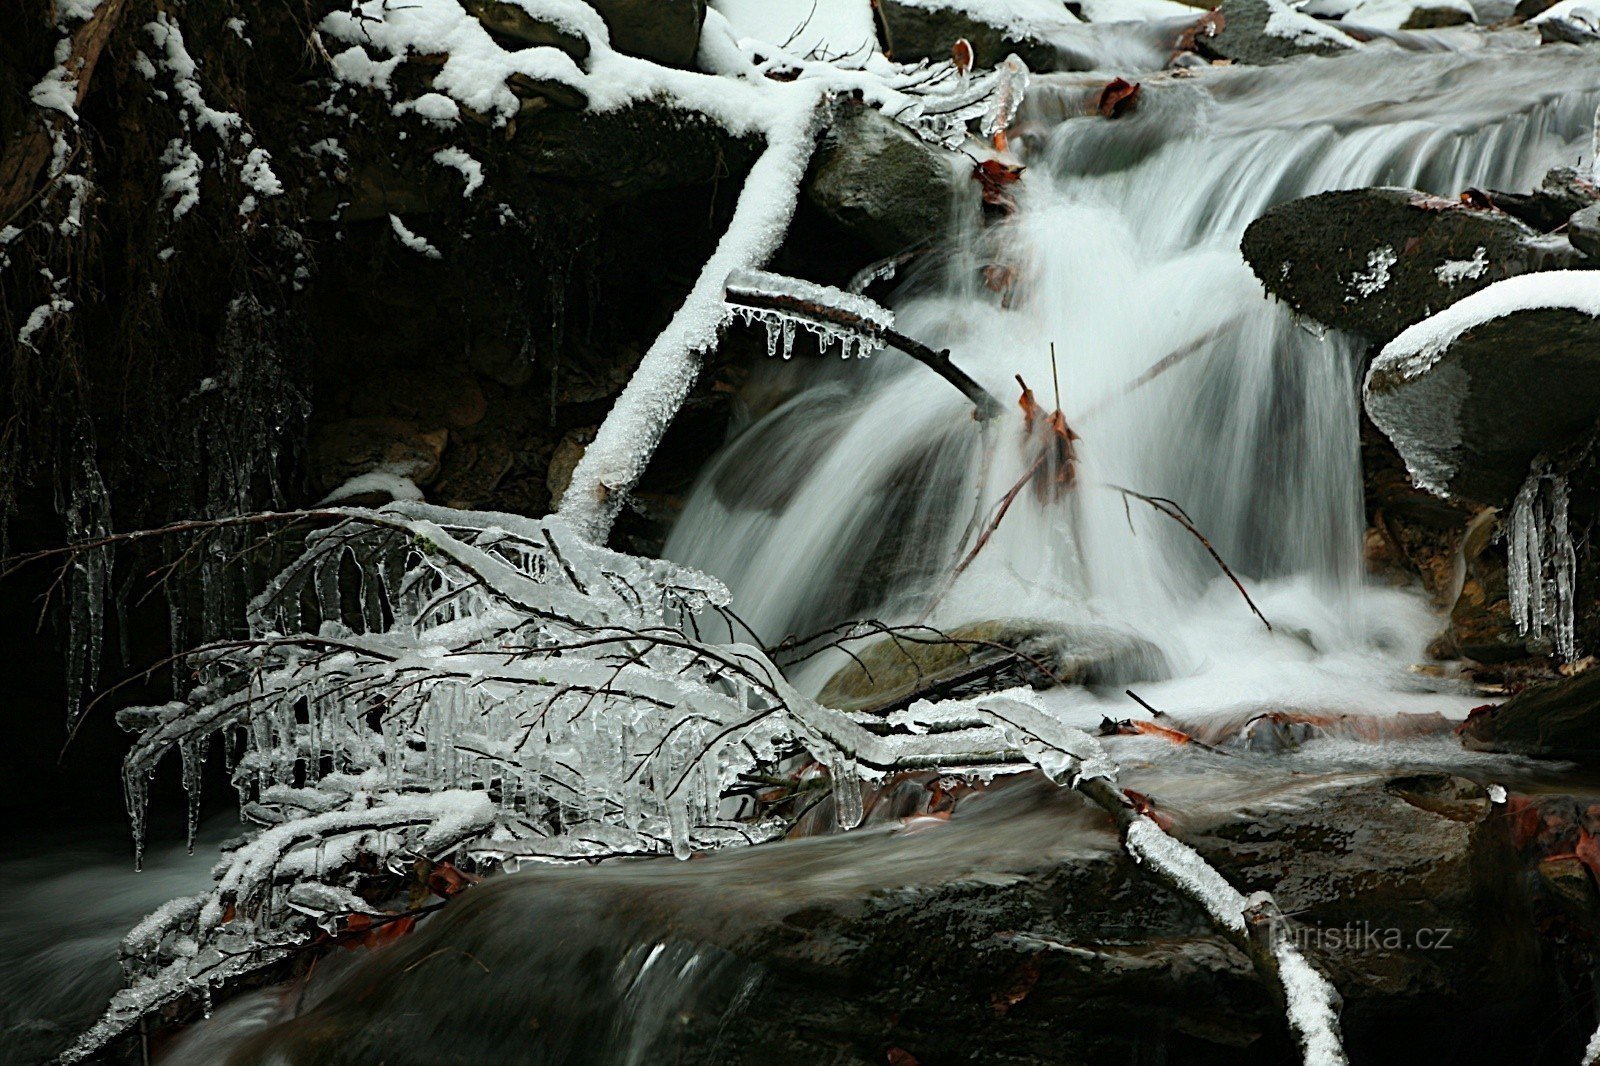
left=1096, top=78, right=1140, bottom=119
left=1176, top=11, right=1225, bottom=52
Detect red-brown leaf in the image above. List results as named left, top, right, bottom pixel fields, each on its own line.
left=973, top=158, right=1024, bottom=209
left=952, top=38, right=974, bottom=76
left=1096, top=77, right=1140, bottom=119
left=991, top=957, right=1043, bottom=1017
left=887, top=1048, right=920, bottom=1066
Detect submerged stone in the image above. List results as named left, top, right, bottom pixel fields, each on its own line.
left=816, top=618, right=1167, bottom=712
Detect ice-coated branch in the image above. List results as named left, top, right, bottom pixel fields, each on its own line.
left=724, top=267, right=1005, bottom=420
left=556, top=90, right=826, bottom=543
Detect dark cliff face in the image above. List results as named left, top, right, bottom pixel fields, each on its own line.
left=0, top=2, right=759, bottom=818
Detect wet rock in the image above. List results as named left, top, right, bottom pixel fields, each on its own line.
left=1363, top=273, right=1600, bottom=506
left=1242, top=187, right=1563, bottom=346
left=348, top=369, right=488, bottom=430
left=226, top=771, right=1574, bottom=1064
left=878, top=0, right=1069, bottom=71
left=587, top=0, right=705, bottom=68
left=1459, top=668, right=1600, bottom=762
left=1570, top=201, right=1600, bottom=260
left=1538, top=855, right=1599, bottom=921
left=1534, top=0, right=1600, bottom=43
left=1473, top=166, right=1600, bottom=233
left=816, top=619, right=1167, bottom=712
left=468, top=332, right=534, bottom=388
left=309, top=417, right=449, bottom=492
left=432, top=438, right=515, bottom=509
left=1443, top=510, right=1528, bottom=662
left=1384, top=772, right=1491, bottom=821
left=806, top=98, right=965, bottom=259
left=1200, top=0, right=1358, bottom=65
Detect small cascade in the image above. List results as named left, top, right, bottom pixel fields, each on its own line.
left=668, top=48, right=1600, bottom=695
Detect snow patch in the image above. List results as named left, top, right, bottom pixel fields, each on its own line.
left=1434, top=246, right=1487, bottom=286
left=1345, top=246, right=1395, bottom=301
left=389, top=214, right=443, bottom=259
left=1264, top=0, right=1357, bottom=47
left=433, top=146, right=485, bottom=196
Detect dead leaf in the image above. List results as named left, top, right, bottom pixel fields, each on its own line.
left=1122, top=788, right=1174, bottom=831
left=1096, top=77, right=1140, bottom=119
left=952, top=38, right=974, bottom=76
left=887, top=1048, right=920, bottom=1066
left=973, top=158, right=1024, bottom=210
left=991, top=957, right=1043, bottom=1017
left=1176, top=10, right=1225, bottom=52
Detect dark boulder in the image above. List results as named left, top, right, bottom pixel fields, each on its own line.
left=1201, top=0, right=1357, bottom=65
left=588, top=0, right=706, bottom=68
left=1570, top=202, right=1600, bottom=260
left=879, top=0, right=1070, bottom=71
left=212, top=770, right=1583, bottom=1063
left=1460, top=668, right=1600, bottom=762
left=1363, top=271, right=1600, bottom=506
left=1243, top=186, right=1571, bottom=346
left=806, top=98, right=967, bottom=259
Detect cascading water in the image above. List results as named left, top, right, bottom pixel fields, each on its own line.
left=668, top=48, right=1600, bottom=722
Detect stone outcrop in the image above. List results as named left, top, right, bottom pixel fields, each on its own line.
left=879, top=0, right=1068, bottom=71
left=805, top=98, right=966, bottom=258
left=1242, top=186, right=1570, bottom=346
left=1201, top=0, right=1358, bottom=65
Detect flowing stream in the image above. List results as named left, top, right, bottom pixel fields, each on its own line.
left=11, top=40, right=1600, bottom=1066
left=670, top=45, right=1600, bottom=727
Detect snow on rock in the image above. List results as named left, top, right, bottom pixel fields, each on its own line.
left=1344, top=246, right=1396, bottom=301
left=388, top=213, right=444, bottom=259
left=317, top=471, right=426, bottom=505
left=1341, top=0, right=1475, bottom=27
left=146, top=12, right=242, bottom=140
left=710, top=0, right=880, bottom=62
left=1365, top=271, right=1600, bottom=503
left=433, top=146, right=485, bottom=195
left=1263, top=0, right=1358, bottom=48
left=1077, top=0, right=1210, bottom=20
left=1435, top=246, right=1488, bottom=286
left=1531, top=0, right=1600, bottom=42
left=890, top=0, right=1082, bottom=37
left=160, top=138, right=203, bottom=218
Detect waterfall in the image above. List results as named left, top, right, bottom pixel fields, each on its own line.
left=667, top=47, right=1600, bottom=707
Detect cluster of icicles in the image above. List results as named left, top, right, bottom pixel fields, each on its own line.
left=1507, top=462, right=1580, bottom=662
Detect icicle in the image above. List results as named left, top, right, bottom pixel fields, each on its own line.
left=1507, top=463, right=1578, bottom=661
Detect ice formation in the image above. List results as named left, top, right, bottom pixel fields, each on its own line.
left=725, top=267, right=895, bottom=359
left=1507, top=463, right=1579, bottom=661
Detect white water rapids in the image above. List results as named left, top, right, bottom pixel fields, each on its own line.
left=668, top=45, right=1600, bottom=729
